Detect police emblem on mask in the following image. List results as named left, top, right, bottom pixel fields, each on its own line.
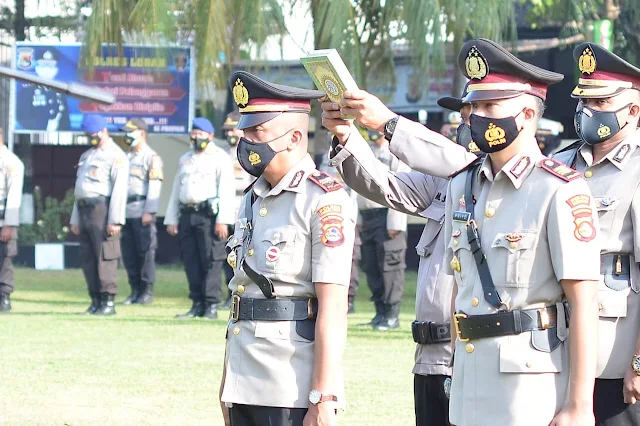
left=598, top=124, right=611, bottom=139
left=233, top=79, right=249, bottom=107
left=465, top=46, right=488, bottom=80
left=248, top=151, right=261, bottom=165
left=485, top=123, right=506, bottom=147
left=579, top=47, right=596, bottom=75
left=468, top=142, right=480, bottom=153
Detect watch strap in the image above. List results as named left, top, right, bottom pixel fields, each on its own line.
left=319, top=394, right=338, bottom=404
left=384, top=116, right=399, bottom=141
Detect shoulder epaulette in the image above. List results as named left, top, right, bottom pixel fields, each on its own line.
left=554, top=140, right=583, bottom=155
left=308, top=170, right=343, bottom=192
left=539, top=158, right=582, bottom=182
left=448, top=157, right=483, bottom=179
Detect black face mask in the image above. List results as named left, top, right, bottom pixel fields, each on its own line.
left=455, top=123, right=481, bottom=155
left=470, top=112, right=523, bottom=154
left=574, top=103, right=632, bottom=145
left=226, top=135, right=239, bottom=146
left=237, top=130, right=292, bottom=177
left=88, top=133, right=100, bottom=146
left=190, top=136, right=210, bottom=150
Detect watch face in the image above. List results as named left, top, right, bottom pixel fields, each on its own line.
left=633, top=356, right=640, bottom=373
left=309, top=389, right=321, bottom=404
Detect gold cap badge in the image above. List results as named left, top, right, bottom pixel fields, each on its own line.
left=465, top=46, right=488, bottom=80
left=233, top=79, right=249, bottom=107
left=249, top=151, right=261, bottom=165
left=578, top=47, right=596, bottom=75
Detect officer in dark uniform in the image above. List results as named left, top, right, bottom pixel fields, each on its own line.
left=164, top=118, right=235, bottom=320
left=0, top=128, right=25, bottom=313
left=70, top=115, right=129, bottom=315
left=120, top=118, right=163, bottom=305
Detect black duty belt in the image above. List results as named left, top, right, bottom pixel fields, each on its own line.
left=412, top=321, right=451, bottom=344
left=601, top=254, right=630, bottom=276
left=127, top=195, right=147, bottom=204
left=360, top=208, right=387, bottom=220
left=179, top=201, right=207, bottom=213
left=77, top=196, right=108, bottom=208
left=453, top=305, right=561, bottom=341
left=230, top=295, right=318, bottom=322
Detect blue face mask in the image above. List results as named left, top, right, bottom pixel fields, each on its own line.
left=237, top=129, right=293, bottom=177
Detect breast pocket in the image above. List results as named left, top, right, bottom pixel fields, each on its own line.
left=260, top=226, right=297, bottom=274
left=86, top=161, right=108, bottom=182
left=447, top=223, right=472, bottom=287
left=255, top=321, right=313, bottom=343
left=416, top=204, right=444, bottom=258
left=500, top=332, right=564, bottom=374
left=595, top=196, right=619, bottom=218
left=491, top=231, right=538, bottom=288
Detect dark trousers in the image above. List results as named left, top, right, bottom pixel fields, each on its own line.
left=595, top=378, right=640, bottom=426
left=360, top=209, right=406, bottom=306
left=121, top=217, right=157, bottom=293
left=178, top=211, right=226, bottom=304
left=349, top=225, right=361, bottom=298
left=414, top=374, right=451, bottom=426
left=230, top=404, right=307, bottom=426
left=0, top=235, right=17, bottom=295
left=78, top=200, right=121, bottom=295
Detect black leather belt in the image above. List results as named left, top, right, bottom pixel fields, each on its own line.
left=230, top=295, right=318, bottom=322
left=454, top=305, right=560, bottom=341
left=127, top=195, right=147, bottom=204
left=412, top=321, right=451, bottom=344
left=601, top=254, right=630, bottom=276
left=77, top=196, right=108, bottom=208
left=360, top=208, right=387, bottom=220
left=179, top=201, right=207, bottom=213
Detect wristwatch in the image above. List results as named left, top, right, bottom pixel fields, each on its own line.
left=309, top=389, right=338, bottom=405
left=632, top=354, right=640, bottom=375
left=383, top=116, right=399, bottom=141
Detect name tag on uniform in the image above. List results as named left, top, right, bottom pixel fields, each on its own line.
left=452, top=211, right=471, bottom=223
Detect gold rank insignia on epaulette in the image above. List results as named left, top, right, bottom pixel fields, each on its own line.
left=539, top=158, right=582, bottom=182
left=308, top=171, right=343, bottom=192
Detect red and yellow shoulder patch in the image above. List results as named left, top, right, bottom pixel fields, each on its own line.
left=148, top=155, right=164, bottom=180
left=539, top=158, right=582, bottom=182
left=566, top=194, right=596, bottom=242
left=308, top=171, right=343, bottom=192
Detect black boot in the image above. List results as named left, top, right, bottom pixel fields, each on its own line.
left=202, top=302, right=218, bottom=320
left=347, top=296, right=355, bottom=314
left=0, top=293, right=11, bottom=313
left=94, top=293, right=116, bottom=316
left=360, top=302, right=385, bottom=326
left=80, top=293, right=100, bottom=315
left=374, top=304, right=400, bottom=331
left=136, top=284, right=153, bottom=305
left=121, top=289, right=139, bottom=305
left=175, top=301, right=205, bottom=319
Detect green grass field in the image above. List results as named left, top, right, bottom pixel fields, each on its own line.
left=0, top=267, right=418, bottom=426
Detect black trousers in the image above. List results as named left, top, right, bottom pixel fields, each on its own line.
left=78, top=200, right=121, bottom=295
left=349, top=225, right=361, bottom=298
left=178, top=211, right=226, bottom=303
left=223, top=224, right=235, bottom=300
left=414, top=374, right=451, bottom=426
left=0, top=236, right=17, bottom=295
left=121, top=217, right=157, bottom=292
left=360, top=209, right=406, bottom=307
left=230, top=404, right=307, bottom=426
left=595, top=378, right=640, bottom=426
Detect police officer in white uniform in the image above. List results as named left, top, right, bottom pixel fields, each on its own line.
left=120, top=118, right=163, bottom=305
left=0, top=128, right=24, bottom=313
left=70, top=115, right=129, bottom=316
left=554, top=43, right=640, bottom=426
left=165, top=117, right=235, bottom=319
left=324, top=39, right=602, bottom=426
left=220, top=71, right=355, bottom=426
